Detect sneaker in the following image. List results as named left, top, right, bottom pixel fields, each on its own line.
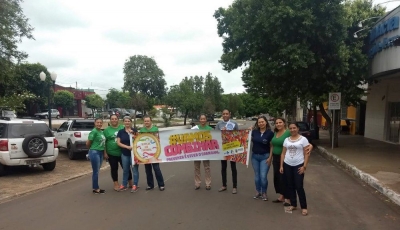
left=253, top=193, right=261, bottom=199
left=118, top=185, right=127, bottom=191
left=232, top=188, right=237, bottom=194
left=262, top=193, right=268, bottom=201
left=93, top=189, right=106, bottom=194
left=131, top=185, right=138, bottom=193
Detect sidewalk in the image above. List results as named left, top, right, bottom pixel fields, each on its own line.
left=314, top=130, right=400, bottom=206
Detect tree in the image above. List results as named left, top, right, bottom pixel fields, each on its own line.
left=221, top=94, right=244, bottom=118
left=85, top=94, right=104, bottom=114
left=0, top=92, right=36, bottom=112
left=214, top=0, right=384, bottom=147
left=203, top=72, right=224, bottom=113
left=123, top=55, right=167, bottom=99
left=0, top=0, right=34, bottom=85
left=105, top=88, right=121, bottom=108
left=54, top=90, right=74, bottom=110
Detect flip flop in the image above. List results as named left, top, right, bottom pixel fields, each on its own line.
left=272, top=199, right=284, bottom=203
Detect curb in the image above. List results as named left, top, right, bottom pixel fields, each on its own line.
left=0, top=165, right=110, bottom=204
left=317, top=146, right=400, bottom=206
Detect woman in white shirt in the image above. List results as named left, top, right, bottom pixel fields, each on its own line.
left=279, top=122, right=310, bottom=216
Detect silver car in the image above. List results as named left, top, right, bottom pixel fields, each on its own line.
left=34, top=109, right=60, bottom=119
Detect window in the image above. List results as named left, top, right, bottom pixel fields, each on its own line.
left=8, top=124, right=52, bottom=138
left=0, top=124, right=6, bottom=138
left=341, top=106, right=348, bottom=119
left=58, top=122, right=69, bottom=132
left=71, top=122, right=94, bottom=131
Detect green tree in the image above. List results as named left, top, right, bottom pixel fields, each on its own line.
left=0, top=92, right=36, bottom=112
left=105, top=88, right=121, bottom=108
left=123, top=55, right=167, bottom=99
left=54, top=90, right=74, bottom=110
left=214, top=0, right=384, bottom=147
left=221, top=94, right=244, bottom=117
left=203, top=72, right=224, bottom=113
left=116, top=92, right=131, bottom=109
left=0, top=0, right=34, bottom=85
left=85, top=94, right=104, bottom=115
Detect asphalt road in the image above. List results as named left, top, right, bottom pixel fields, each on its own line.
left=1, top=121, right=399, bottom=229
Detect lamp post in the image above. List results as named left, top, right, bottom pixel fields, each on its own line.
left=39, top=71, right=57, bottom=129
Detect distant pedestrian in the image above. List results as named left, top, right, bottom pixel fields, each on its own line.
left=103, top=114, right=124, bottom=191
left=117, top=116, right=139, bottom=192
left=280, top=122, right=310, bottom=216
left=140, top=116, right=165, bottom=191
left=251, top=116, right=274, bottom=201
left=271, top=118, right=312, bottom=204
left=191, top=114, right=212, bottom=190
left=216, top=109, right=239, bottom=194
left=86, top=118, right=106, bottom=194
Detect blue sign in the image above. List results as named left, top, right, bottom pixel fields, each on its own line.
left=369, top=16, right=399, bottom=44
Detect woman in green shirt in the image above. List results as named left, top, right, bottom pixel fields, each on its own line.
left=140, top=115, right=165, bottom=191
left=103, top=114, right=125, bottom=191
left=191, top=114, right=213, bottom=190
left=270, top=118, right=312, bottom=203
left=86, top=118, right=106, bottom=194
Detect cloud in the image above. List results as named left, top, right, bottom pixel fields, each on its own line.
left=103, top=29, right=150, bottom=45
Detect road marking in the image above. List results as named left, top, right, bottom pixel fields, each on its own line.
left=145, top=174, right=175, bottom=193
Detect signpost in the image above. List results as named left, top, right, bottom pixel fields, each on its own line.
left=328, top=92, right=341, bottom=149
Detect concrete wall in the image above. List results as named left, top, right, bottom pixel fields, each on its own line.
left=365, top=77, right=400, bottom=141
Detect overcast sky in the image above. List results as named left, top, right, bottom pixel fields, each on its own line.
left=19, top=0, right=399, bottom=98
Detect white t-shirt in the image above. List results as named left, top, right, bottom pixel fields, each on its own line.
left=283, top=136, right=309, bottom=166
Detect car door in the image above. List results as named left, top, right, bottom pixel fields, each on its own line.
left=55, top=122, right=69, bottom=148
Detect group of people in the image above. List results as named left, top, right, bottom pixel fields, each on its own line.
left=250, top=116, right=312, bottom=216
left=85, top=109, right=312, bottom=216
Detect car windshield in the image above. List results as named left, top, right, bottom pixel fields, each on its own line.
left=297, top=123, right=309, bottom=131
left=71, top=122, right=94, bottom=131
left=8, top=124, right=53, bottom=138
left=41, top=110, right=49, bottom=113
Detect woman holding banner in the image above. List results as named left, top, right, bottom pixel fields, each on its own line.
left=216, top=109, right=239, bottom=194
left=191, top=114, right=213, bottom=190
left=140, top=115, right=165, bottom=191
left=251, top=116, right=274, bottom=201
left=116, top=117, right=139, bottom=192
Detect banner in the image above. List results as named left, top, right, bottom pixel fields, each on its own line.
left=131, top=129, right=251, bottom=166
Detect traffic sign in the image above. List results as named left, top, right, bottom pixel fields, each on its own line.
left=328, top=92, right=341, bottom=110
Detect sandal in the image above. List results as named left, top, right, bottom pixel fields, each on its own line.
left=218, top=187, right=227, bottom=192
left=195, top=186, right=200, bottom=190
left=302, top=209, right=308, bottom=216
left=205, top=186, right=211, bottom=190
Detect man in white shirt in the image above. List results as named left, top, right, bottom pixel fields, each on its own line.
left=216, top=109, right=239, bottom=194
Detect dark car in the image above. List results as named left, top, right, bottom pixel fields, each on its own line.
left=296, top=121, right=313, bottom=142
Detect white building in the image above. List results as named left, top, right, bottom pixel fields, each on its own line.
left=365, top=7, right=400, bottom=144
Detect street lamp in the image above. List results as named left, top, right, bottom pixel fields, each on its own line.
left=358, top=16, right=381, bottom=28
left=39, top=71, right=57, bottom=129
left=354, top=28, right=369, bottom=38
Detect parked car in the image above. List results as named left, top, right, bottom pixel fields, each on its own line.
left=296, top=121, right=313, bottom=142
left=109, top=108, right=130, bottom=118
left=126, top=109, right=143, bottom=118
left=0, top=117, right=59, bottom=176
left=53, top=119, right=95, bottom=160
left=34, top=109, right=60, bottom=119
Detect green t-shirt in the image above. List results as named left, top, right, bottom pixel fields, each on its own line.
left=103, top=125, right=124, bottom=156
left=88, top=128, right=105, bottom=151
left=271, top=130, right=290, bottom=155
left=139, top=126, right=159, bottom=132
left=197, top=125, right=213, bottom=130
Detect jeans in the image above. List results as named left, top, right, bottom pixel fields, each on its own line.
left=283, top=162, right=307, bottom=209
left=145, top=163, right=165, bottom=188
left=272, top=154, right=286, bottom=196
left=89, top=150, right=103, bottom=190
left=221, top=160, right=237, bottom=188
left=107, top=154, right=122, bottom=182
left=121, top=154, right=133, bottom=187
left=251, top=153, right=270, bottom=194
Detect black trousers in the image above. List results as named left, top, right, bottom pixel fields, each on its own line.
left=272, top=154, right=285, bottom=196
left=145, top=163, right=165, bottom=188
left=283, top=162, right=307, bottom=209
left=221, top=160, right=237, bottom=188
left=107, top=154, right=125, bottom=182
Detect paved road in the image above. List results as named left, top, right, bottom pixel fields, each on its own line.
left=1, top=149, right=399, bottom=229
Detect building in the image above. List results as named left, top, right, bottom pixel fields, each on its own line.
left=365, top=7, right=400, bottom=144
left=54, top=84, right=95, bottom=118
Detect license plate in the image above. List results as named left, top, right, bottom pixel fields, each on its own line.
left=26, top=160, right=41, bottom=165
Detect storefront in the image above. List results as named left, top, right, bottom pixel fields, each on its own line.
left=365, top=7, right=400, bottom=144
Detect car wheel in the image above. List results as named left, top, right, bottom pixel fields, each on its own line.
left=22, top=135, right=48, bottom=158
left=67, top=144, right=77, bottom=160
left=0, top=163, right=6, bottom=176
left=56, top=115, right=60, bottom=119
left=42, top=161, right=56, bottom=171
